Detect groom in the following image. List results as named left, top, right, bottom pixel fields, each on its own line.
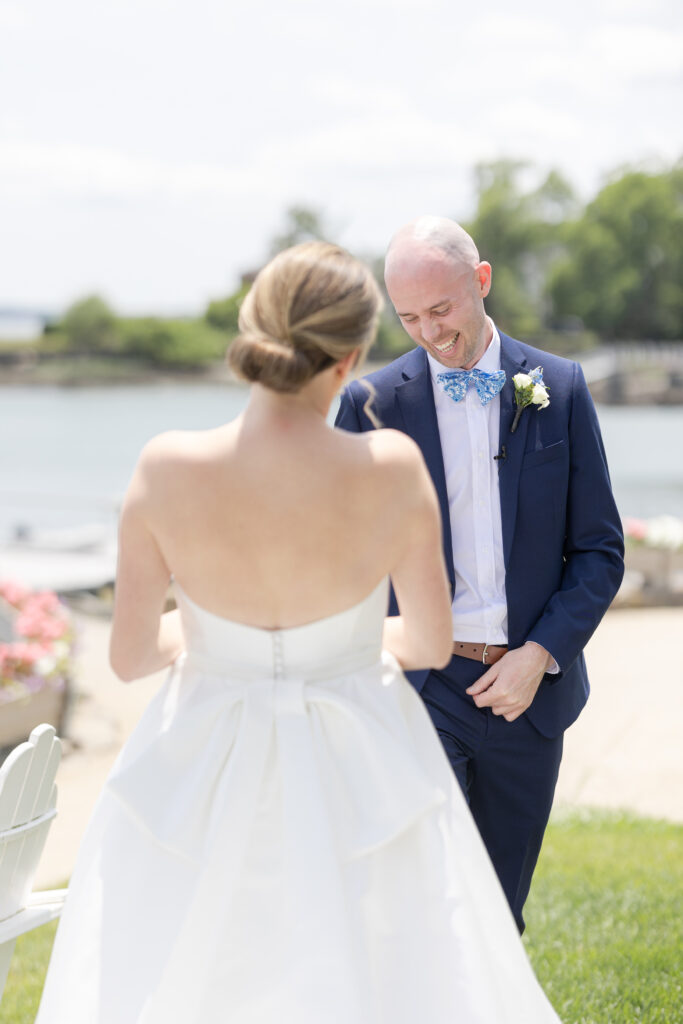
left=336, top=217, right=624, bottom=932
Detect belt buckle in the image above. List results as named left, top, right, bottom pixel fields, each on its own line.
left=482, top=643, right=489, bottom=665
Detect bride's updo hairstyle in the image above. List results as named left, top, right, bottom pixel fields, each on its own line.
left=228, top=241, right=382, bottom=393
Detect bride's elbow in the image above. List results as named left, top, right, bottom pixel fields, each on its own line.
left=432, top=652, right=452, bottom=671
left=109, top=640, right=139, bottom=684
left=431, top=638, right=453, bottom=671
left=110, top=658, right=138, bottom=683
left=407, top=634, right=452, bottom=672
left=428, top=619, right=454, bottom=670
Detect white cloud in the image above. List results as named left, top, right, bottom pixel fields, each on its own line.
left=0, top=141, right=277, bottom=205
left=469, top=14, right=563, bottom=47
left=485, top=100, right=584, bottom=149
left=588, top=24, right=683, bottom=78
left=0, top=2, right=31, bottom=30
left=312, top=79, right=406, bottom=117
left=257, top=113, right=486, bottom=173
left=1, top=0, right=681, bottom=310
left=598, top=0, right=670, bottom=15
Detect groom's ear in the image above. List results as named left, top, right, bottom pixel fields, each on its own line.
left=476, top=262, right=492, bottom=299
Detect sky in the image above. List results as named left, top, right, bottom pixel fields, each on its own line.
left=1, top=0, right=681, bottom=316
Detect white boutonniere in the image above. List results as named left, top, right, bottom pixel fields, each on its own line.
left=511, top=367, right=549, bottom=433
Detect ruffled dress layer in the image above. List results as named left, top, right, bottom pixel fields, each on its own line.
left=36, top=579, right=559, bottom=1023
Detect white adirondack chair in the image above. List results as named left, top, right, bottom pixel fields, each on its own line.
left=0, top=724, right=67, bottom=1001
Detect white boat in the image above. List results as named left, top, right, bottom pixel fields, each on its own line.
left=0, top=524, right=117, bottom=593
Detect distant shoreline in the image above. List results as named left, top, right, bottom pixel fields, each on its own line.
left=3, top=345, right=683, bottom=415
left=0, top=358, right=235, bottom=388
left=2, top=348, right=683, bottom=404
left=0, top=357, right=391, bottom=389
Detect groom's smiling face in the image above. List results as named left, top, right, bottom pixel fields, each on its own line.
left=385, top=247, right=492, bottom=370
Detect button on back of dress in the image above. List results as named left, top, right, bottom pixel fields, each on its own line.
left=271, top=631, right=285, bottom=679
left=269, top=631, right=306, bottom=714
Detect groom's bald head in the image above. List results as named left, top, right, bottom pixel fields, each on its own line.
left=384, top=217, right=481, bottom=281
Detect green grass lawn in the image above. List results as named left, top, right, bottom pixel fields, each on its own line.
left=523, top=810, right=683, bottom=1023
left=0, top=917, right=58, bottom=1024
left=2, top=811, right=681, bottom=1023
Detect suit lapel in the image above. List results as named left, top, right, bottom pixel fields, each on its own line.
left=394, top=349, right=455, bottom=592
left=498, top=334, right=531, bottom=568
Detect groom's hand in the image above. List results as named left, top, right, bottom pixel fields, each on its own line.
left=465, top=644, right=551, bottom=722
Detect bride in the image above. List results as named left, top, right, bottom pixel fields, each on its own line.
left=36, top=242, right=559, bottom=1022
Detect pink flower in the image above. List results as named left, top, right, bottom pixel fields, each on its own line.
left=0, top=580, right=73, bottom=688
left=28, top=591, right=61, bottom=614
left=16, top=610, right=69, bottom=641
left=14, top=611, right=44, bottom=639
left=0, top=641, right=41, bottom=677
left=0, top=580, right=30, bottom=608
left=623, top=517, right=648, bottom=542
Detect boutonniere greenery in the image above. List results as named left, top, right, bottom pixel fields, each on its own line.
left=511, top=367, right=550, bottom=433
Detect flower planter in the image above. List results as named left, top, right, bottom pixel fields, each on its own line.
left=0, top=685, right=69, bottom=749
left=0, top=581, right=75, bottom=753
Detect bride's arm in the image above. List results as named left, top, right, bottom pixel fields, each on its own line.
left=379, top=434, right=452, bottom=671
left=109, top=444, right=184, bottom=682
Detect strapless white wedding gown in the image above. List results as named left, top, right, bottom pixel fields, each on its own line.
left=37, top=578, right=559, bottom=1023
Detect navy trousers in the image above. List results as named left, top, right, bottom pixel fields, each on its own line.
left=420, top=654, right=563, bottom=933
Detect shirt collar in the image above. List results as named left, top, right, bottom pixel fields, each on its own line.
left=427, top=317, right=501, bottom=381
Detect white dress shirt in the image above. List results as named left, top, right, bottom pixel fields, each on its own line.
left=427, top=321, right=558, bottom=671
left=427, top=320, right=508, bottom=644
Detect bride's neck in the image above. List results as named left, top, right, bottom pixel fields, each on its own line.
left=243, top=375, right=339, bottom=426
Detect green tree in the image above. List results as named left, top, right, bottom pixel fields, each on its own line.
left=372, top=308, right=412, bottom=359
left=269, top=205, right=332, bottom=254
left=362, top=254, right=414, bottom=359
left=61, top=295, right=118, bottom=352
left=549, top=164, right=683, bottom=339
left=464, top=161, right=576, bottom=338
left=204, top=207, right=334, bottom=339
left=119, top=318, right=227, bottom=368
left=205, top=283, right=250, bottom=335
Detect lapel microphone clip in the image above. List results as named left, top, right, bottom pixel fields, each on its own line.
left=494, top=445, right=507, bottom=462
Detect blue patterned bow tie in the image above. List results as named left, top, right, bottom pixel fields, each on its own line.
left=436, top=368, right=506, bottom=406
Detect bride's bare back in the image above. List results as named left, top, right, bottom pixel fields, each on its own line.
left=139, top=411, right=429, bottom=627
left=110, top=241, right=451, bottom=681
left=111, top=391, right=451, bottom=681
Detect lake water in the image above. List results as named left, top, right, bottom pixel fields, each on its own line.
left=0, top=383, right=681, bottom=544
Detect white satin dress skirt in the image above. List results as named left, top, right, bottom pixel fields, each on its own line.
left=36, top=578, right=560, bottom=1023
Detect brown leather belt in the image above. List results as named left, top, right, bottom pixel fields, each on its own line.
left=452, top=641, right=508, bottom=665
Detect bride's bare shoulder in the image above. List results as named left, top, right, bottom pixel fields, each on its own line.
left=367, top=427, right=421, bottom=457
left=139, top=425, right=234, bottom=465
left=343, top=426, right=423, bottom=465
left=127, top=427, right=235, bottom=499
left=340, top=428, right=431, bottom=496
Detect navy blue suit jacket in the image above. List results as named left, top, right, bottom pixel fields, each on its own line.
left=335, top=333, right=625, bottom=739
